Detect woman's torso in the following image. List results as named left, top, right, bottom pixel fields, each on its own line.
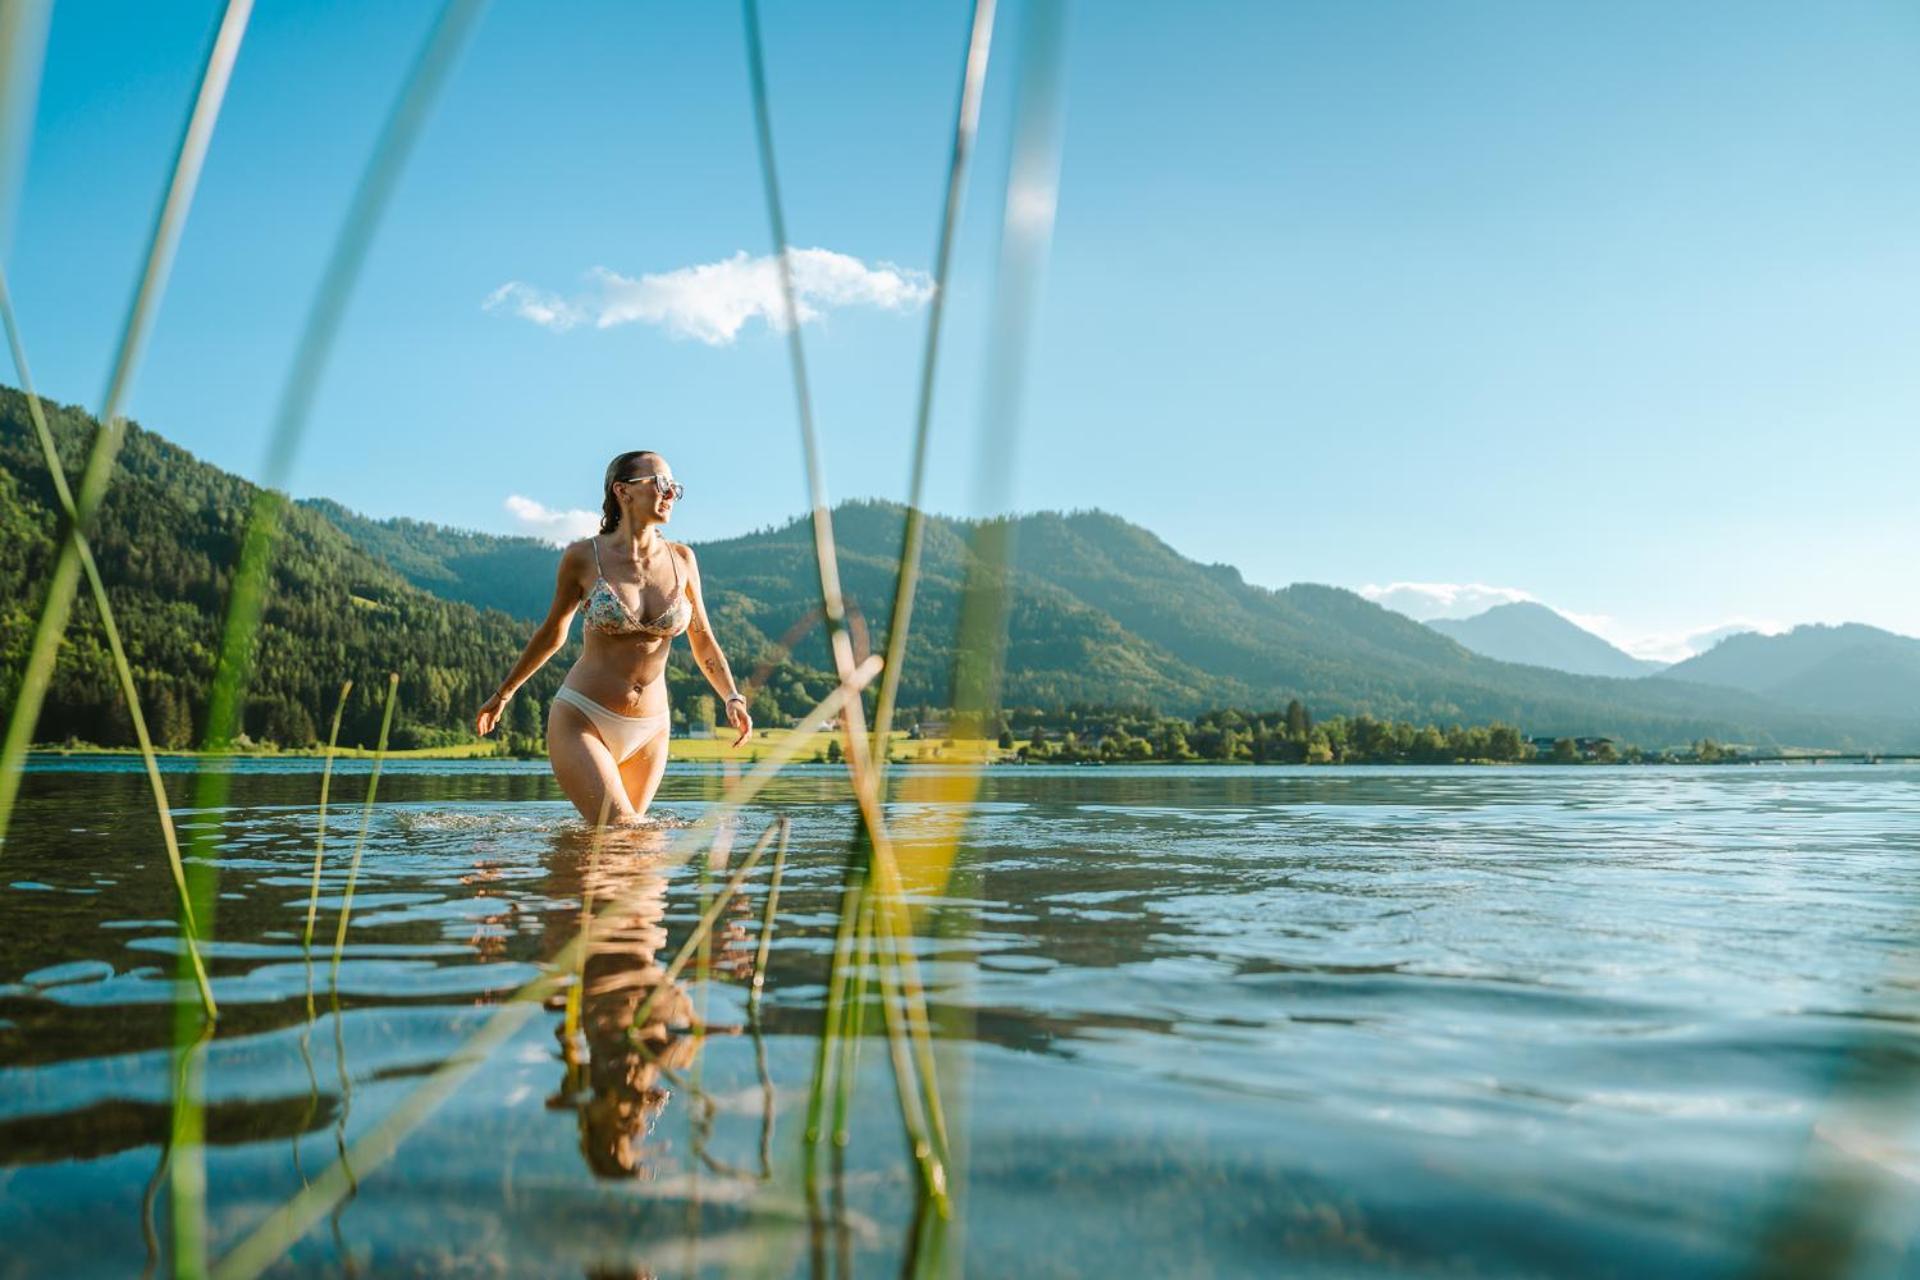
left=561, top=536, right=691, bottom=716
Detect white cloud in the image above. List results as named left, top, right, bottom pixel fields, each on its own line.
left=505, top=494, right=599, bottom=544
left=1359, top=581, right=1536, bottom=621
left=484, top=248, right=934, bottom=346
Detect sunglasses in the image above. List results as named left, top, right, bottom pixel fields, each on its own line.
left=618, top=474, right=686, bottom=500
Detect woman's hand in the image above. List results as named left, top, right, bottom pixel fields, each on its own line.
left=476, top=691, right=510, bottom=737
left=725, top=695, right=754, bottom=747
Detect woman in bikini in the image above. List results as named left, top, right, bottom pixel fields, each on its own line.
left=474, top=450, right=752, bottom=823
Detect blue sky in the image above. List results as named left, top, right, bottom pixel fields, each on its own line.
left=6, top=0, right=1919, bottom=660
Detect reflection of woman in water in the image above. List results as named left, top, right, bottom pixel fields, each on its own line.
left=476, top=451, right=753, bottom=823
left=543, top=829, right=753, bottom=1179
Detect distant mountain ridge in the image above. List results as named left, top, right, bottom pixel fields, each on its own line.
left=1659, top=623, right=1920, bottom=720
left=1427, top=602, right=1666, bottom=678
left=326, top=493, right=1910, bottom=751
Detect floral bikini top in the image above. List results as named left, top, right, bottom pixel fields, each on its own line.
left=584, top=537, right=692, bottom=638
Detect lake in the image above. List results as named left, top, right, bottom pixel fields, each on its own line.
left=3, top=759, right=1918, bottom=1277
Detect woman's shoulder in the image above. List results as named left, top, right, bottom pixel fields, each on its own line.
left=556, top=536, right=597, bottom=571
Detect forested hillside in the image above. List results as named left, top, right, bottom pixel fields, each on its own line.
left=331, top=493, right=1912, bottom=751
left=0, top=388, right=573, bottom=748
left=3, top=387, right=1911, bottom=752
left=0, top=390, right=864, bottom=749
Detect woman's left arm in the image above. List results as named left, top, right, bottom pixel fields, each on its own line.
left=679, top=544, right=753, bottom=746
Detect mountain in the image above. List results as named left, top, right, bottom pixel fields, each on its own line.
left=299, top=498, right=560, bottom=621
left=1658, top=623, right=1920, bottom=720
left=1427, top=602, right=1666, bottom=678
left=329, top=492, right=1908, bottom=751
left=0, top=388, right=584, bottom=749
left=5, top=385, right=1912, bottom=752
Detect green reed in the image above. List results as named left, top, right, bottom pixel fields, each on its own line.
left=0, top=269, right=216, bottom=1015
left=0, top=0, right=254, bottom=846
left=739, top=0, right=1070, bottom=1245
left=329, top=673, right=400, bottom=984
left=832, top=888, right=876, bottom=1149
left=748, top=813, right=792, bottom=1025
left=744, top=0, right=960, bottom=1214
left=165, top=1016, right=218, bottom=1280
left=870, top=0, right=998, bottom=761
left=140, top=1123, right=171, bottom=1278
left=203, top=0, right=483, bottom=770
left=804, top=851, right=868, bottom=1148
left=300, top=680, right=354, bottom=948
left=631, top=817, right=781, bottom=1029
left=0, top=0, right=51, bottom=243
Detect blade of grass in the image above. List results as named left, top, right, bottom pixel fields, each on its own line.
left=903, top=11, right=1071, bottom=1260
left=831, top=887, right=875, bottom=1149
left=140, top=1128, right=171, bottom=1280
left=209, top=656, right=882, bottom=1280
left=0, top=0, right=255, bottom=844
left=804, top=855, right=866, bottom=1150
left=741, top=0, right=862, bottom=690
left=868, top=889, right=941, bottom=1203
left=631, top=818, right=779, bottom=1030
left=742, top=0, right=954, bottom=1209
left=165, top=1014, right=217, bottom=1280
left=328, top=983, right=358, bottom=1197
left=0, top=267, right=215, bottom=1015
left=889, top=0, right=1070, bottom=910
left=835, top=4, right=1073, bottom=1244
left=753, top=978, right=779, bottom=1179
left=203, top=0, right=484, bottom=757
left=870, top=0, right=999, bottom=763
left=747, top=815, right=791, bottom=1025
left=300, top=680, right=353, bottom=948
left=330, top=674, right=400, bottom=986
left=951, top=0, right=1068, bottom=723
left=0, top=0, right=52, bottom=256
left=291, top=950, right=319, bottom=1189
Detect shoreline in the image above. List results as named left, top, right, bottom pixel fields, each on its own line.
left=24, top=743, right=1900, bottom=768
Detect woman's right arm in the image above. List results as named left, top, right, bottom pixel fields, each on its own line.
left=476, top=543, right=587, bottom=736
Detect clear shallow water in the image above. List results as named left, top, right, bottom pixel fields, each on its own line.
left=3, top=760, right=1920, bottom=1276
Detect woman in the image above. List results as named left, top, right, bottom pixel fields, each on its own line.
left=475, top=450, right=752, bottom=822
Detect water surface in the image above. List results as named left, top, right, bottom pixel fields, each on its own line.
left=3, top=760, right=1918, bottom=1276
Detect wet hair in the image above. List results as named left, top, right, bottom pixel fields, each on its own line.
left=600, top=450, right=662, bottom=535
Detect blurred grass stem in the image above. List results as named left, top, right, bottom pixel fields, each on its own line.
left=871, top=0, right=998, bottom=763
left=300, top=680, right=354, bottom=949
left=0, top=0, right=254, bottom=843
left=0, top=268, right=216, bottom=1014
left=329, top=674, right=400, bottom=986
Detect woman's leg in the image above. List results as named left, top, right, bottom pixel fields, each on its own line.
left=617, top=725, right=671, bottom=819
left=549, top=699, right=639, bottom=824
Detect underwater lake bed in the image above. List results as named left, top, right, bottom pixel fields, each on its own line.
left=3, top=760, right=1918, bottom=1277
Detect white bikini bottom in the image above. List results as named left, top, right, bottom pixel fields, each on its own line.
left=552, top=685, right=670, bottom=763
